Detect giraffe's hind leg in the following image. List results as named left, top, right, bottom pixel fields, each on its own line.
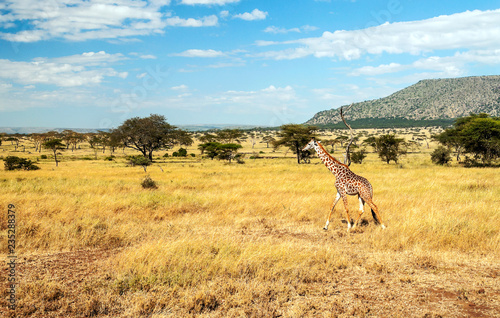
left=366, top=199, right=386, bottom=229
left=352, top=196, right=365, bottom=229
left=324, top=192, right=341, bottom=230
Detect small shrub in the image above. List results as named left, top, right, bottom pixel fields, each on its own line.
left=173, top=148, right=188, bottom=157
left=4, top=156, right=40, bottom=171
left=163, top=153, right=169, bottom=158
left=190, top=153, right=196, bottom=157
left=351, top=149, right=367, bottom=164
left=462, top=157, right=486, bottom=168
left=127, top=155, right=151, bottom=172
left=104, top=155, right=115, bottom=161
left=235, top=153, right=245, bottom=164
left=141, top=175, right=158, bottom=189
left=40, top=154, right=48, bottom=159
left=430, top=146, right=452, bottom=165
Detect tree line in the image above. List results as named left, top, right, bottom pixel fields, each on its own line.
left=2, top=113, right=499, bottom=170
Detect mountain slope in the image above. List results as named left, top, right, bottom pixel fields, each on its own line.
left=306, top=76, right=500, bottom=125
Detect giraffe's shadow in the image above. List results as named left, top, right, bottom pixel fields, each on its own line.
left=340, top=218, right=370, bottom=227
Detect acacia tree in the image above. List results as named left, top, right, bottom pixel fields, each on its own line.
left=273, top=124, right=317, bottom=164
left=43, top=139, right=65, bottom=167
left=374, top=134, right=407, bottom=164
left=214, top=129, right=244, bottom=144
left=112, top=114, right=192, bottom=161
left=435, top=113, right=500, bottom=165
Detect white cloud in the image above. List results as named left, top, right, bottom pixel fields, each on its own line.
left=234, top=9, right=268, bottom=21
left=129, top=52, right=157, bottom=59
left=173, top=49, right=225, bottom=58
left=0, top=51, right=128, bottom=87
left=180, top=0, right=239, bottom=5
left=165, top=15, right=218, bottom=27
left=349, top=63, right=405, bottom=76
left=220, top=10, right=230, bottom=18
left=50, top=51, right=128, bottom=66
left=139, top=54, right=157, bottom=59
left=0, top=0, right=220, bottom=42
left=350, top=49, right=500, bottom=77
left=171, top=84, right=189, bottom=91
left=257, top=9, right=500, bottom=60
left=264, top=25, right=318, bottom=34
left=211, top=85, right=298, bottom=106
left=264, top=26, right=301, bottom=34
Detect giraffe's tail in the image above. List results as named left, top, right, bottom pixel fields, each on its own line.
left=371, top=208, right=381, bottom=225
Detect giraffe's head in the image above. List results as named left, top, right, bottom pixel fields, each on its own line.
left=302, top=138, right=319, bottom=151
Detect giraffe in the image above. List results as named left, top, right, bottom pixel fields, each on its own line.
left=302, top=138, right=386, bottom=232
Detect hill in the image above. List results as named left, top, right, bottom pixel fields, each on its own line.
left=0, top=127, right=109, bottom=135
left=306, top=75, right=500, bottom=127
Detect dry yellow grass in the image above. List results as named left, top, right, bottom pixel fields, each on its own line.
left=1, top=131, right=499, bottom=317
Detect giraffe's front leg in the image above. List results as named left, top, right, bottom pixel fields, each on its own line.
left=324, top=192, right=341, bottom=230
left=341, top=194, right=352, bottom=232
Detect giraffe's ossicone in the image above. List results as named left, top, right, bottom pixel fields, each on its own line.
left=302, top=138, right=386, bottom=231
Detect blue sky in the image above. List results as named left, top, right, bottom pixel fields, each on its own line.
left=1, top=0, right=500, bottom=129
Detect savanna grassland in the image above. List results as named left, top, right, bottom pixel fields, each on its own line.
left=1, top=129, right=499, bottom=317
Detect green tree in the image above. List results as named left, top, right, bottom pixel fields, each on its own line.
left=43, top=139, right=65, bottom=167
left=112, top=114, right=192, bottom=161
left=216, top=143, right=243, bottom=163
left=214, top=129, right=244, bottom=144
left=273, top=124, right=318, bottom=164
left=459, top=117, right=500, bottom=164
left=434, top=114, right=500, bottom=165
left=374, top=134, right=407, bottom=164
left=433, top=128, right=463, bottom=161
left=199, top=142, right=243, bottom=162
left=261, top=135, right=275, bottom=148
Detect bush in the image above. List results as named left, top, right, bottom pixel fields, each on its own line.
left=104, top=155, right=115, bottom=161
left=351, top=149, right=367, bottom=164
left=127, top=155, right=151, bottom=172
left=431, top=146, right=452, bottom=165
left=172, top=148, right=188, bottom=157
left=4, top=156, right=40, bottom=171
left=141, top=175, right=158, bottom=189
left=235, top=153, right=245, bottom=164
left=163, top=153, right=169, bottom=158
left=40, top=155, right=48, bottom=159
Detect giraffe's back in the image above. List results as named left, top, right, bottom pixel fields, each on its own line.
left=339, top=169, right=373, bottom=198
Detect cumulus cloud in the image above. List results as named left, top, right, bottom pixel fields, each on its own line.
left=257, top=9, right=500, bottom=60
left=0, top=0, right=219, bottom=42
left=0, top=51, right=128, bottom=87
left=234, top=9, right=268, bottom=21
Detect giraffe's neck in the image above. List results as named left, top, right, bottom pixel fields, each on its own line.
left=313, top=143, right=349, bottom=177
